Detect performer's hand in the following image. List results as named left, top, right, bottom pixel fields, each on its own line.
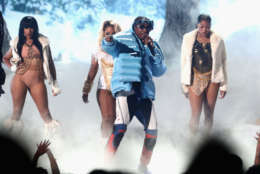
left=52, top=88, right=61, bottom=96
left=104, top=35, right=113, bottom=42
left=184, top=92, right=189, bottom=99
left=182, top=85, right=189, bottom=99
left=143, top=36, right=154, bottom=48
left=82, top=93, right=89, bottom=103
left=255, top=132, right=260, bottom=141
left=52, top=89, right=59, bottom=96
left=52, top=90, right=57, bottom=96
left=219, top=90, right=226, bottom=99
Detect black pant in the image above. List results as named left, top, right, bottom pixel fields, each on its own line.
left=0, top=63, right=6, bottom=86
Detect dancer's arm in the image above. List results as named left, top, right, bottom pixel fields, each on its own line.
left=82, top=56, right=99, bottom=103
left=3, top=48, right=12, bottom=68
left=255, top=132, right=260, bottom=165
left=219, top=39, right=227, bottom=99
left=180, top=34, right=190, bottom=97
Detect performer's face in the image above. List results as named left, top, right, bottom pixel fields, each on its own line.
left=104, top=26, right=115, bottom=42
left=24, top=27, right=34, bottom=38
left=134, top=23, right=150, bottom=41
left=197, top=20, right=210, bottom=37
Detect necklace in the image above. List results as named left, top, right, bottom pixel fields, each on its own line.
left=25, top=42, right=33, bottom=47
left=25, top=42, right=34, bottom=58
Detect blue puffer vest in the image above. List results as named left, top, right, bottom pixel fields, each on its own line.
left=102, top=29, right=166, bottom=100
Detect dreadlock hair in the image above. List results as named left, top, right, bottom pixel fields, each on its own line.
left=17, top=16, right=43, bottom=62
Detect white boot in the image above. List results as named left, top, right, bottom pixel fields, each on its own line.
left=2, top=118, right=24, bottom=136
left=138, top=163, right=152, bottom=174
left=44, top=120, right=61, bottom=138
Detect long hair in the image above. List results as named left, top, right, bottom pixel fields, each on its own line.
left=0, top=11, right=4, bottom=60
left=97, top=20, right=122, bottom=49
left=17, top=16, right=43, bottom=61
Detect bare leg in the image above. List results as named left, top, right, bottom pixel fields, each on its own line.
left=189, top=88, right=204, bottom=134
left=255, top=119, right=260, bottom=125
left=203, top=83, right=220, bottom=132
left=29, top=82, right=52, bottom=123
left=96, top=89, right=116, bottom=138
left=10, top=75, right=28, bottom=120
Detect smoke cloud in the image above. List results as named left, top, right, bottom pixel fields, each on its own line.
left=1, top=0, right=260, bottom=173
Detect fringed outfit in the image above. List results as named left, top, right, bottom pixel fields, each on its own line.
left=190, top=40, right=212, bottom=96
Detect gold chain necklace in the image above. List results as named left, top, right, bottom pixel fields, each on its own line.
left=25, top=42, right=34, bottom=58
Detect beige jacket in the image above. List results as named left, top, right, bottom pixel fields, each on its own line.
left=10, top=34, right=61, bottom=95
left=181, top=29, right=227, bottom=93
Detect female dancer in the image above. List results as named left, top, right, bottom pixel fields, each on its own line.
left=181, top=14, right=227, bottom=134
left=3, top=16, right=61, bottom=134
left=82, top=20, right=121, bottom=138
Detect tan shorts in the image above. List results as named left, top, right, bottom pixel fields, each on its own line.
left=191, top=69, right=211, bottom=96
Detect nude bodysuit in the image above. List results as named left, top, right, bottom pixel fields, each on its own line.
left=16, top=44, right=44, bottom=78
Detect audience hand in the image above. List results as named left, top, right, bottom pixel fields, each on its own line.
left=35, top=140, right=50, bottom=157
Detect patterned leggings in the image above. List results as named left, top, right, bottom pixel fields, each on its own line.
left=106, top=94, right=157, bottom=165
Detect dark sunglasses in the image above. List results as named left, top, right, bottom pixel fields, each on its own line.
left=136, top=24, right=152, bottom=31
left=134, top=19, right=154, bottom=31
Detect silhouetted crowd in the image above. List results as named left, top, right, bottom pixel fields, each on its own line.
left=1, top=132, right=260, bottom=174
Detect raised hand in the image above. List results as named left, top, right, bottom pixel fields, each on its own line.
left=143, top=36, right=154, bottom=48
left=35, top=140, right=51, bottom=156
left=32, top=139, right=51, bottom=167
left=104, top=34, right=113, bottom=42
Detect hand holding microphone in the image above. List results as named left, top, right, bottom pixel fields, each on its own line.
left=143, top=36, right=154, bottom=48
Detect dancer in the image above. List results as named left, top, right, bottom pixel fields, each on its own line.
left=181, top=14, right=227, bottom=134
left=0, top=11, right=11, bottom=96
left=82, top=20, right=121, bottom=138
left=102, top=16, right=166, bottom=173
left=3, top=16, right=61, bottom=134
